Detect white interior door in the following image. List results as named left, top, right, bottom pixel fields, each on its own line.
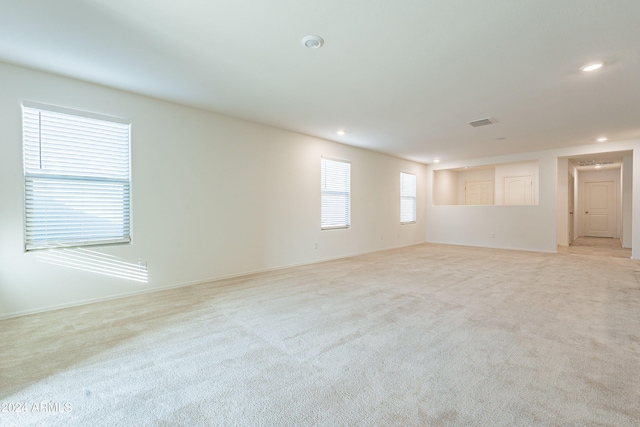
left=465, top=180, right=494, bottom=205
left=503, top=175, right=533, bottom=205
left=583, top=181, right=615, bottom=237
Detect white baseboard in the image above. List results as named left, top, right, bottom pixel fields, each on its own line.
left=425, top=240, right=557, bottom=254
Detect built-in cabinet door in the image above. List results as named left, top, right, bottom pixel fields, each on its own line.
left=503, top=175, right=533, bottom=205
left=465, top=180, right=494, bottom=205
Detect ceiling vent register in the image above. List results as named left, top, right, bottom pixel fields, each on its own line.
left=468, top=117, right=496, bottom=127
left=577, top=160, right=616, bottom=167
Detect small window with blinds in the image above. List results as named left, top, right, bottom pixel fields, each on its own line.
left=22, top=101, right=131, bottom=250
left=400, top=172, right=417, bottom=224
left=321, top=158, right=351, bottom=230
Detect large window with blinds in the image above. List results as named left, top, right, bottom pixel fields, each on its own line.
left=321, top=158, right=351, bottom=230
left=22, top=101, right=131, bottom=250
left=400, top=171, right=417, bottom=224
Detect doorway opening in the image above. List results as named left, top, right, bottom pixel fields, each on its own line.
left=560, top=237, right=630, bottom=258
left=558, top=150, right=632, bottom=253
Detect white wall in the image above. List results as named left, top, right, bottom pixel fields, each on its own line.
left=558, top=161, right=578, bottom=246
left=557, top=158, right=569, bottom=246
left=433, top=169, right=458, bottom=205
left=570, top=164, right=578, bottom=244
left=0, top=62, right=427, bottom=319
left=622, top=155, right=633, bottom=248
left=426, top=154, right=555, bottom=252
left=426, top=144, right=640, bottom=256
left=633, top=152, right=640, bottom=256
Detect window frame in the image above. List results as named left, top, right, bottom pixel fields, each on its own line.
left=320, top=157, right=351, bottom=230
left=22, top=101, right=132, bottom=251
left=400, top=171, right=417, bottom=224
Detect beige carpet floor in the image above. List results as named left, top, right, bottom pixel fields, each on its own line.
left=1, top=243, right=639, bottom=426
left=559, top=236, right=632, bottom=259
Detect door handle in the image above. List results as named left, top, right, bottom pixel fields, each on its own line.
left=585, top=211, right=589, bottom=214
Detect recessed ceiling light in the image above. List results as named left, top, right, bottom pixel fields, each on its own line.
left=434, top=159, right=441, bottom=163
left=597, top=137, right=608, bottom=142
left=336, top=130, right=346, bottom=135
left=301, top=35, right=324, bottom=49
left=581, top=62, right=603, bottom=72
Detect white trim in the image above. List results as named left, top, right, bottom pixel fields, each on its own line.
left=22, top=100, right=130, bottom=125
left=320, top=155, right=351, bottom=164
left=424, top=240, right=558, bottom=254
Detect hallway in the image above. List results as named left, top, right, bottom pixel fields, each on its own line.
left=559, top=237, right=631, bottom=259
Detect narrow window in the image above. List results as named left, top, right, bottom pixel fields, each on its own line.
left=23, top=102, right=131, bottom=250
left=400, top=172, right=417, bottom=224
left=321, top=158, right=351, bottom=230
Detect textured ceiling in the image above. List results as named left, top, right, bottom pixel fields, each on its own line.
left=1, top=0, right=639, bottom=164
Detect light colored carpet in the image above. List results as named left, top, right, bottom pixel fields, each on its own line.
left=1, top=243, right=639, bottom=426
left=559, top=236, right=632, bottom=259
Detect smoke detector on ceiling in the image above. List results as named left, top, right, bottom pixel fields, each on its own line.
left=468, top=117, right=497, bottom=127
left=301, top=35, right=324, bottom=49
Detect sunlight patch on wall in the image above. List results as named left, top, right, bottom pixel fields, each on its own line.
left=37, top=247, right=148, bottom=283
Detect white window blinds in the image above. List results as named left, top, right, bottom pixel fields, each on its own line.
left=23, top=102, right=131, bottom=250
left=321, top=158, right=351, bottom=230
left=400, top=172, right=417, bottom=224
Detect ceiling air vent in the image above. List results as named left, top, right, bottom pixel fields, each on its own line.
left=468, top=117, right=496, bottom=127
left=577, top=160, right=616, bottom=167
